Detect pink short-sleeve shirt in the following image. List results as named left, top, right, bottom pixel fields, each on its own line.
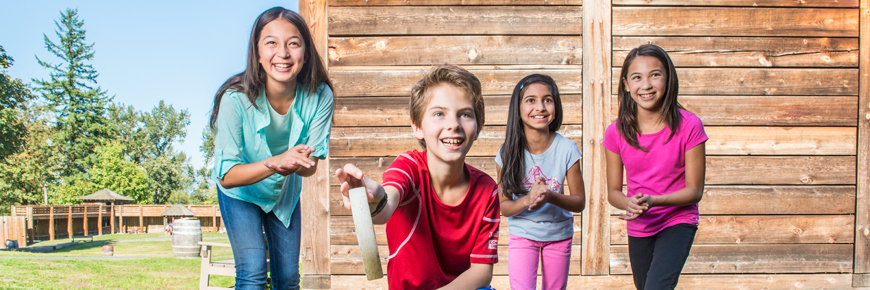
left=603, top=109, right=708, bottom=237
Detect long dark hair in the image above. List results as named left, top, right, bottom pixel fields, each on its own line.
left=208, top=7, right=333, bottom=130
left=616, top=44, right=683, bottom=151
left=499, top=74, right=563, bottom=199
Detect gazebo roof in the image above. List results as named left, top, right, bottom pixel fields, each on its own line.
left=77, top=188, right=135, bottom=203
left=160, top=204, right=196, bottom=217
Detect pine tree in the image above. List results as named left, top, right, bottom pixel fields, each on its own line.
left=33, top=8, right=113, bottom=178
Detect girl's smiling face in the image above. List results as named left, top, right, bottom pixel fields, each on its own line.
left=519, top=83, right=556, bottom=133
left=623, top=55, right=667, bottom=115
left=258, top=19, right=306, bottom=88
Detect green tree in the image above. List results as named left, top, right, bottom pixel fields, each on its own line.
left=89, top=141, right=151, bottom=204
left=0, top=45, right=35, bottom=160
left=33, top=8, right=112, bottom=178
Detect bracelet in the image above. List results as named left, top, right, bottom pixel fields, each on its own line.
left=371, top=192, right=388, bottom=217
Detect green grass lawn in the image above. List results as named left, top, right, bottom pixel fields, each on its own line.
left=0, top=233, right=235, bottom=289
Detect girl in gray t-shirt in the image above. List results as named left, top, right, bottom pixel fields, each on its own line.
left=496, top=74, right=587, bottom=290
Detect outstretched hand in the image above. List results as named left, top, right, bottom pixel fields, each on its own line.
left=264, top=145, right=316, bottom=176
left=527, top=177, right=550, bottom=211
left=619, top=193, right=650, bottom=221
left=334, top=163, right=380, bottom=209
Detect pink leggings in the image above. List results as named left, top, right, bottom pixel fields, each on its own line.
left=508, top=235, right=573, bottom=290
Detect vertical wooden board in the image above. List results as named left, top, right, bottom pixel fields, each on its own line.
left=300, top=0, right=331, bottom=282
left=582, top=0, right=611, bottom=276
left=612, top=7, right=859, bottom=37
left=328, top=6, right=583, bottom=36
left=612, top=36, right=860, bottom=68
left=856, top=0, right=870, bottom=274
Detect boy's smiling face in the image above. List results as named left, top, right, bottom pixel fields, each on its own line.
left=412, top=83, right=479, bottom=164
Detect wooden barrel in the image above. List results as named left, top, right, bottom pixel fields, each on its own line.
left=171, top=218, right=202, bottom=258
left=102, top=245, right=113, bottom=256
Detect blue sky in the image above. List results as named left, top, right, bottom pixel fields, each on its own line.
left=0, top=0, right=299, bottom=169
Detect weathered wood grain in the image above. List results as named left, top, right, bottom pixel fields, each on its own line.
left=329, top=6, right=583, bottom=36
left=707, top=156, right=855, bottom=185
left=300, top=1, right=331, bottom=281
left=330, top=69, right=583, bottom=97
left=704, top=126, right=856, bottom=156
left=855, top=0, right=870, bottom=274
left=581, top=0, right=612, bottom=276
left=695, top=185, right=855, bottom=215
left=330, top=0, right=582, bottom=5
left=332, top=94, right=582, bottom=127
left=328, top=125, right=583, bottom=157
left=680, top=95, right=856, bottom=126
left=610, top=95, right=859, bottom=126
left=611, top=68, right=859, bottom=96
left=331, top=216, right=582, bottom=246
left=613, top=0, right=858, bottom=7
left=331, top=245, right=582, bottom=275
left=611, top=244, right=853, bottom=274
left=613, top=37, right=859, bottom=67
left=329, top=36, right=582, bottom=66
left=611, top=215, right=854, bottom=245
left=608, top=186, right=857, bottom=215
left=613, top=7, right=859, bottom=37
left=329, top=274, right=857, bottom=290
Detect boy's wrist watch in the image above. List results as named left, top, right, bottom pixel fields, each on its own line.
left=370, top=191, right=388, bottom=217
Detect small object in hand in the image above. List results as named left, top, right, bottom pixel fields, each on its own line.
left=349, top=187, right=384, bottom=280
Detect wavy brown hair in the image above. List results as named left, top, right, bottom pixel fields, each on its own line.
left=616, top=44, right=683, bottom=151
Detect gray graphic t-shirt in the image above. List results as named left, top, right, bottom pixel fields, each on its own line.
left=495, top=133, right=581, bottom=242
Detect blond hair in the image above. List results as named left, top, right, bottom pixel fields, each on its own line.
left=409, top=64, right=484, bottom=148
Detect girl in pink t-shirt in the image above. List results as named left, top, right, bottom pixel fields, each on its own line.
left=602, top=44, right=708, bottom=290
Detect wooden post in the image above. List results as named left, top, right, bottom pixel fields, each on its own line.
left=581, top=0, right=612, bottom=275
left=67, top=205, right=72, bottom=238
left=83, top=205, right=88, bottom=237
left=26, top=206, right=33, bottom=244
left=856, top=0, right=870, bottom=279
left=139, top=205, right=144, bottom=231
left=212, top=205, right=217, bottom=231
left=98, top=205, right=103, bottom=236
left=119, top=205, right=125, bottom=233
left=49, top=206, right=54, bottom=241
left=110, top=203, right=115, bottom=234
left=299, top=1, right=331, bottom=288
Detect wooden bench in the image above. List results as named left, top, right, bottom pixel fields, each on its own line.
left=198, top=241, right=270, bottom=290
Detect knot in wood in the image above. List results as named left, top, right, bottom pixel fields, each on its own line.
left=800, top=176, right=812, bottom=184
left=467, top=48, right=479, bottom=60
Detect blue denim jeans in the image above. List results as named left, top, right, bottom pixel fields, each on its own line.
left=218, top=188, right=301, bottom=290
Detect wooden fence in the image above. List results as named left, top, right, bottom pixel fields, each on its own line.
left=298, top=0, right=870, bottom=289
left=9, top=204, right=223, bottom=242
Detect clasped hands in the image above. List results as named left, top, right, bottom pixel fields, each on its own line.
left=525, top=177, right=551, bottom=211
left=263, top=144, right=317, bottom=176
left=619, top=193, right=651, bottom=221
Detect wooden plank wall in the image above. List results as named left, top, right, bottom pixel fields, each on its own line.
left=609, top=1, right=861, bottom=287
left=306, top=0, right=867, bottom=288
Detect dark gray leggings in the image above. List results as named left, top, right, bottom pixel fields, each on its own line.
left=627, top=223, right=698, bottom=290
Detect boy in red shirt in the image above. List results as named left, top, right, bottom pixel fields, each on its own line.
left=336, top=64, right=499, bottom=289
